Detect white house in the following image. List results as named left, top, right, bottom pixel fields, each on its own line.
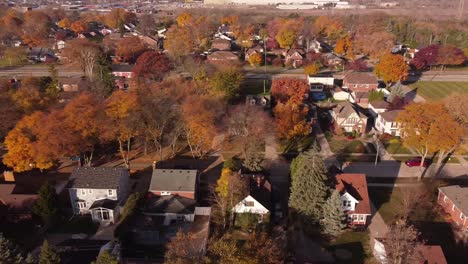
left=232, top=176, right=271, bottom=221
left=143, top=194, right=197, bottom=225
left=55, top=40, right=66, bottom=50
left=68, top=167, right=130, bottom=224
left=308, top=74, right=334, bottom=92
left=375, top=110, right=403, bottom=136
left=336, top=173, right=371, bottom=226
left=368, top=100, right=390, bottom=117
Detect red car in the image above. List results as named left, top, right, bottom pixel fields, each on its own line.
left=405, top=157, right=430, bottom=167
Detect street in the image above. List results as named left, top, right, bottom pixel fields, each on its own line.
left=0, top=65, right=83, bottom=78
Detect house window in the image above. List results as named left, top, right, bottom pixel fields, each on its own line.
left=343, top=201, right=347, bottom=207
left=391, top=122, right=398, bottom=128
left=359, top=215, right=365, bottom=221
left=452, top=204, right=456, bottom=211
left=352, top=215, right=358, bottom=221
left=81, top=189, right=86, bottom=195
left=96, top=209, right=110, bottom=221
left=108, top=190, right=113, bottom=196
left=354, top=84, right=357, bottom=88
left=245, top=201, right=254, bottom=207
left=347, top=215, right=352, bottom=221
left=88, top=189, right=93, bottom=194
left=460, top=213, right=465, bottom=220
left=443, top=195, right=447, bottom=202
left=76, top=202, right=86, bottom=209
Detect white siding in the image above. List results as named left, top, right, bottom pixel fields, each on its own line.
left=341, top=192, right=359, bottom=212
left=232, top=195, right=269, bottom=215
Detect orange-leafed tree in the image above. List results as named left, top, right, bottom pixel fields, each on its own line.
left=436, top=45, right=467, bottom=70
left=247, top=53, right=262, bottom=67
left=115, top=36, right=147, bottom=63
left=271, top=78, right=309, bottom=104
left=220, top=15, right=239, bottom=25
left=57, top=17, right=71, bottom=28
left=104, top=8, right=136, bottom=29
left=3, top=112, right=55, bottom=172
left=132, top=51, right=173, bottom=81
left=181, top=95, right=219, bottom=158
left=374, top=53, right=408, bottom=85
left=334, top=34, right=354, bottom=59
left=164, top=25, right=194, bottom=62
left=275, top=19, right=303, bottom=49
left=103, top=90, right=139, bottom=168
left=176, top=12, right=193, bottom=27
left=70, top=20, right=88, bottom=33
left=397, top=103, right=464, bottom=179
left=274, top=99, right=310, bottom=139
left=304, top=63, right=320, bottom=75
left=21, top=10, right=51, bottom=47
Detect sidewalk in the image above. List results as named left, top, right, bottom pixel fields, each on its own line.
left=368, top=201, right=389, bottom=249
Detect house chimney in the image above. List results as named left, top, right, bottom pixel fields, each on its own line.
left=256, top=177, right=261, bottom=187
left=152, top=161, right=157, bottom=170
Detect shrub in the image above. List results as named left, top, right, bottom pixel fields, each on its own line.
left=272, top=57, right=283, bottom=67
left=389, top=138, right=400, bottom=145
left=379, top=133, right=393, bottom=143
left=223, top=158, right=238, bottom=171
left=235, top=213, right=259, bottom=230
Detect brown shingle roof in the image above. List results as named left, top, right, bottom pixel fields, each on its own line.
left=439, top=185, right=468, bottom=214
left=333, top=102, right=367, bottom=119
left=335, top=173, right=371, bottom=215
left=416, top=245, right=447, bottom=264
left=370, top=100, right=390, bottom=109
left=207, top=51, right=238, bottom=61
left=380, top=110, right=403, bottom=122
left=344, top=72, right=378, bottom=84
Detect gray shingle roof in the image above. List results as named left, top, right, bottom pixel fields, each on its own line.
left=380, top=110, right=403, bottom=122
left=144, top=195, right=196, bottom=214
left=89, top=199, right=118, bottom=210
left=333, top=102, right=367, bottom=119
left=439, top=185, right=468, bottom=214
left=150, top=169, right=197, bottom=192
left=69, top=167, right=128, bottom=189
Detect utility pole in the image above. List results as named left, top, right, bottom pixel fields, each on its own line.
left=458, top=0, right=465, bottom=20
left=263, top=36, right=267, bottom=95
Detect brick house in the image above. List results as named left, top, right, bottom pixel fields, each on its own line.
left=149, top=169, right=198, bottom=199
left=343, top=72, right=378, bottom=93
left=111, top=64, right=134, bottom=79
left=437, top=185, right=468, bottom=229
left=285, top=48, right=305, bottom=68
left=335, top=173, right=371, bottom=226
left=207, top=51, right=239, bottom=64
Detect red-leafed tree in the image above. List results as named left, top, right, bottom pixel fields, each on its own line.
left=274, top=100, right=310, bottom=139
left=410, top=44, right=440, bottom=70
left=115, top=36, right=147, bottom=63
left=132, top=51, right=173, bottom=81
left=346, top=59, right=369, bottom=71
left=271, top=78, right=309, bottom=104
left=436, top=45, right=466, bottom=70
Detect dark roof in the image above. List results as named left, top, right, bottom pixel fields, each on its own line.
left=333, top=102, right=367, bottom=119
left=69, top=167, right=128, bottom=189
left=380, top=110, right=403, bottom=122
left=57, top=239, right=109, bottom=264
left=439, top=185, right=468, bottom=214
left=89, top=199, right=118, bottom=210
left=150, top=169, right=197, bottom=193
left=336, top=173, right=371, bottom=215
left=207, top=51, right=238, bottom=61
left=249, top=176, right=272, bottom=210
left=287, top=48, right=305, bottom=56
left=111, top=64, right=134, bottom=72
left=344, top=72, right=378, bottom=84
left=143, top=195, right=196, bottom=214
left=369, top=100, right=390, bottom=109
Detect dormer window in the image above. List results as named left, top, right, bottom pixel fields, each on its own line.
left=108, top=190, right=113, bottom=196
left=81, top=189, right=86, bottom=195
left=245, top=201, right=254, bottom=207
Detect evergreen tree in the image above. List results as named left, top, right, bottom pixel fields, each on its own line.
left=0, top=233, right=34, bottom=264
left=32, top=182, right=59, bottom=224
left=45, top=65, right=60, bottom=99
left=289, top=148, right=332, bottom=222
left=321, top=190, right=347, bottom=237
left=92, top=250, right=119, bottom=264
left=39, top=240, right=61, bottom=264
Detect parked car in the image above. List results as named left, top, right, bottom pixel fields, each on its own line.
left=405, top=157, right=430, bottom=167
left=310, top=92, right=327, bottom=101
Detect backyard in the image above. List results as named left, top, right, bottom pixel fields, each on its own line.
left=240, top=77, right=271, bottom=95
left=327, top=230, right=376, bottom=264
left=409, top=81, right=468, bottom=101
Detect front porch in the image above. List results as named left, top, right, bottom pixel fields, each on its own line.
left=89, top=199, right=118, bottom=224
left=347, top=213, right=370, bottom=226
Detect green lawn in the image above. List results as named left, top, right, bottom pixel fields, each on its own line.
left=280, top=136, right=315, bottom=154
left=384, top=142, right=412, bottom=155
left=328, top=231, right=375, bottom=264
left=409, top=81, right=468, bottom=101
left=329, top=138, right=366, bottom=154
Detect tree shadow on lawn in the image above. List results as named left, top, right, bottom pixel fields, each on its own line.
left=327, top=241, right=366, bottom=264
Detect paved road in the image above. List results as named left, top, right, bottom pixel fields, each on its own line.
left=0, top=65, right=83, bottom=78
left=343, top=161, right=467, bottom=178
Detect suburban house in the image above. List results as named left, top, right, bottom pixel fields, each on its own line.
left=368, top=100, right=390, bottom=117
left=375, top=110, right=403, bottom=136
left=143, top=194, right=197, bottom=225
left=245, top=45, right=264, bottom=61
left=232, top=175, right=272, bottom=221
left=211, top=38, right=232, bottom=51
left=285, top=48, right=305, bottom=68
left=307, top=39, right=323, bottom=53
left=207, top=51, right=239, bottom=64
left=322, top=52, right=344, bottom=67
left=148, top=169, right=198, bottom=199
left=308, top=74, right=334, bottom=92
left=342, top=72, right=378, bottom=93
left=335, top=173, right=371, bottom=225
left=373, top=239, right=447, bottom=264
left=331, top=87, right=352, bottom=101
left=245, top=94, right=271, bottom=108
left=438, top=185, right=468, bottom=230
left=330, top=101, right=368, bottom=135
left=68, top=167, right=130, bottom=224
left=111, top=64, right=134, bottom=79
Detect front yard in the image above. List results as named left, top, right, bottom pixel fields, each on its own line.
left=327, top=230, right=376, bottom=264
left=409, top=81, right=468, bottom=101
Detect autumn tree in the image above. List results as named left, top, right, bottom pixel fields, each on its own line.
left=304, top=63, right=320, bottom=75
left=213, top=168, right=248, bottom=229
left=181, top=95, right=220, bottom=158
left=374, top=54, right=408, bottom=85
left=165, top=25, right=194, bottom=62
left=397, top=103, right=464, bottom=179
left=354, top=31, right=395, bottom=59
left=443, top=93, right=468, bottom=155
left=276, top=19, right=302, bottom=49
left=103, top=90, right=139, bottom=168
left=3, top=47, right=27, bottom=66
left=334, top=34, right=353, bottom=59
left=436, top=45, right=466, bottom=70
left=313, top=16, right=344, bottom=42
left=410, top=44, right=440, bottom=70
left=104, top=8, right=136, bottom=30
left=176, top=12, right=193, bottom=27
left=57, top=17, right=71, bottom=28
left=384, top=222, right=424, bottom=264
left=346, top=59, right=369, bottom=71
left=247, top=53, right=262, bottom=67
left=115, top=36, right=147, bottom=63
left=21, top=10, right=50, bottom=46
left=271, top=78, right=309, bottom=103
left=165, top=231, right=205, bottom=264
left=274, top=100, right=310, bottom=139
left=0, top=94, right=22, bottom=139
left=137, top=14, right=155, bottom=36
left=62, top=38, right=101, bottom=80
left=209, top=66, right=244, bottom=100
left=132, top=51, right=173, bottom=80
left=70, top=20, right=88, bottom=33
